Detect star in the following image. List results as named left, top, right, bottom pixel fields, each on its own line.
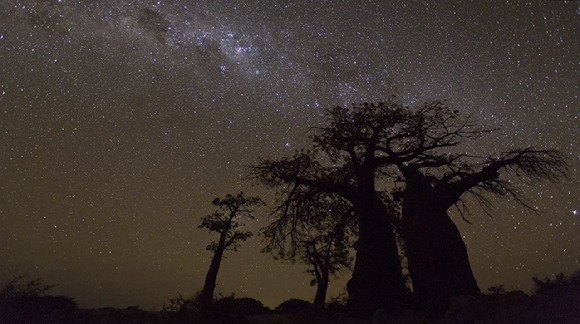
left=0, top=0, right=577, bottom=311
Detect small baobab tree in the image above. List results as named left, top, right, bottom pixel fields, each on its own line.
left=198, top=192, right=264, bottom=310
left=262, top=191, right=356, bottom=310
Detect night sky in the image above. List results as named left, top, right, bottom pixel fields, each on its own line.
left=0, top=0, right=578, bottom=311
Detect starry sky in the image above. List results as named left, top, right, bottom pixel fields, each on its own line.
left=0, top=0, right=578, bottom=311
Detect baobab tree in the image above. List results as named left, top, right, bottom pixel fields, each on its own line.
left=197, top=192, right=264, bottom=311
left=310, top=100, right=569, bottom=315
left=252, top=98, right=569, bottom=315
left=380, top=106, right=569, bottom=314
left=262, top=191, right=356, bottom=310
left=251, top=100, right=411, bottom=313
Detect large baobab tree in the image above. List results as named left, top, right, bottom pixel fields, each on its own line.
left=251, top=100, right=411, bottom=314
left=313, top=100, right=569, bottom=315
left=197, top=192, right=264, bottom=311
left=252, top=98, right=569, bottom=316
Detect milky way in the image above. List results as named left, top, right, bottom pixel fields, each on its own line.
left=0, top=0, right=578, bottom=309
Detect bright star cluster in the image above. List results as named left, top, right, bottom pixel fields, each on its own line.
left=0, top=0, right=578, bottom=310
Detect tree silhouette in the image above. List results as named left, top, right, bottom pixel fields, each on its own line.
left=198, top=192, right=264, bottom=311
left=250, top=100, right=410, bottom=313
left=252, top=97, right=569, bottom=315
left=364, top=102, right=569, bottom=315
left=316, top=100, right=569, bottom=314
left=262, top=191, right=356, bottom=310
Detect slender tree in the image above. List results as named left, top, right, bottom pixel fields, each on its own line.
left=262, top=191, right=356, bottom=310
left=198, top=192, right=264, bottom=311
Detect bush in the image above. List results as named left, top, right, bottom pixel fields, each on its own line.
left=163, top=292, right=269, bottom=324
left=275, top=298, right=311, bottom=314
left=212, top=297, right=269, bottom=316
left=162, top=292, right=202, bottom=313
left=0, top=276, right=76, bottom=323
left=487, top=284, right=505, bottom=296
left=532, top=272, right=566, bottom=293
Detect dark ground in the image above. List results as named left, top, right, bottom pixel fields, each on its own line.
left=1, top=272, right=579, bottom=324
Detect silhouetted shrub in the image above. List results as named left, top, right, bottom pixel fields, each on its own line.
left=162, top=292, right=270, bottom=323
left=326, top=292, right=349, bottom=316
left=532, top=272, right=566, bottom=293
left=211, top=297, right=269, bottom=316
left=0, top=276, right=77, bottom=323
left=205, top=297, right=256, bottom=324
left=162, top=292, right=202, bottom=314
left=275, top=298, right=311, bottom=314
left=487, top=284, right=505, bottom=296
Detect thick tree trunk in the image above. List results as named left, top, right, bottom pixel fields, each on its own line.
left=347, top=195, right=406, bottom=315
left=313, top=272, right=329, bottom=310
left=401, top=186, right=479, bottom=316
left=199, top=248, right=224, bottom=310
